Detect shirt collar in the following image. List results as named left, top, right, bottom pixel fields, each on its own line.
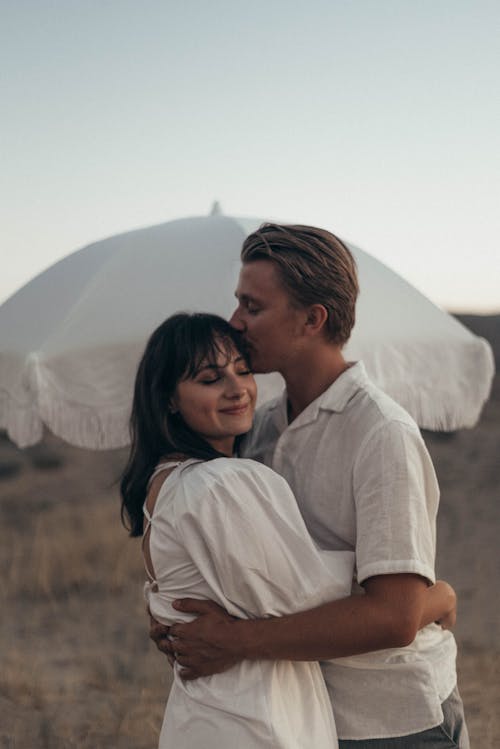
left=269, top=361, right=367, bottom=431
left=315, top=361, right=368, bottom=413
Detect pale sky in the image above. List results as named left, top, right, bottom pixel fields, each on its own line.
left=2, top=0, right=499, bottom=312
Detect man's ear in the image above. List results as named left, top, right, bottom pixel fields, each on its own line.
left=304, top=304, right=329, bottom=335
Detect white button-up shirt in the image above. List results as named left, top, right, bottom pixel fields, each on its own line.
left=241, top=362, right=457, bottom=740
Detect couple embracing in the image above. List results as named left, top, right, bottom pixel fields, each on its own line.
left=121, top=223, right=469, bottom=748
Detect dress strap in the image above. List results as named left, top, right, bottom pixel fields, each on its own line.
left=147, top=460, right=183, bottom=488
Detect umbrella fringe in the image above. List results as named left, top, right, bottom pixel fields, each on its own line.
left=41, top=399, right=131, bottom=450
left=0, top=391, right=44, bottom=448
left=361, top=335, right=495, bottom=431
left=0, top=391, right=129, bottom=450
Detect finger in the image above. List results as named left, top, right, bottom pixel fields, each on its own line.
left=172, top=598, right=223, bottom=615
left=177, top=665, right=206, bottom=680
left=177, top=664, right=220, bottom=680
left=150, top=622, right=171, bottom=639
left=168, top=640, right=192, bottom=656
left=151, top=631, right=172, bottom=651
left=169, top=623, right=191, bottom=639
left=169, top=640, right=211, bottom=658
left=156, top=638, right=176, bottom=656
left=174, top=653, right=195, bottom=667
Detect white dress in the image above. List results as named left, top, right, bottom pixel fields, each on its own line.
left=143, top=457, right=354, bottom=749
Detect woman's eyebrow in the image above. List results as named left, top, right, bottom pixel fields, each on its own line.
left=196, top=363, right=219, bottom=373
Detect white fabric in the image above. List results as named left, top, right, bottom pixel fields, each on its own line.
left=143, top=457, right=355, bottom=749
left=241, top=362, right=457, bottom=740
left=0, top=214, right=494, bottom=448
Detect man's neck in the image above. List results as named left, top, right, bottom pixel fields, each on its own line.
left=282, top=346, right=349, bottom=423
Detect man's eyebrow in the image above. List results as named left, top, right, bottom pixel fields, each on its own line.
left=234, top=291, right=258, bottom=303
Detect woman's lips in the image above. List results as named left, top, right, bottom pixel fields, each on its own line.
left=219, top=403, right=250, bottom=415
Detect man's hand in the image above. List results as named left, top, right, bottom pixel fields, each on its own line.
left=149, top=611, right=175, bottom=666
left=169, top=599, right=242, bottom=680
left=433, top=580, right=457, bottom=630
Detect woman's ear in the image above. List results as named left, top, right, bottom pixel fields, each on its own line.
left=304, top=304, right=329, bottom=335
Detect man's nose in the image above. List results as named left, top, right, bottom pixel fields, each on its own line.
left=229, top=306, right=245, bottom=331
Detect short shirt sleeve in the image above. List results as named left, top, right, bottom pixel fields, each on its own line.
left=353, top=420, right=438, bottom=585
left=174, top=458, right=354, bottom=619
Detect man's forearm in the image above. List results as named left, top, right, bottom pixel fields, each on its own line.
left=168, top=574, right=430, bottom=678
left=232, top=573, right=428, bottom=662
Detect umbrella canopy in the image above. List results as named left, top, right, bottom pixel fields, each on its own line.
left=0, top=212, right=494, bottom=449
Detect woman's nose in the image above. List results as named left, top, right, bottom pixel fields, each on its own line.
left=225, top=375, right=245, bottom=399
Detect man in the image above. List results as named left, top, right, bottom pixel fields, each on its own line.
left=152, top=224, right=468, bottom=747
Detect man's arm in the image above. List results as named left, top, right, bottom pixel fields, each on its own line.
left=162, top=573, right=443, bottom=679
left=152, top=576, right=456, bottom=677
left=420, top=579, right=456, bottom=630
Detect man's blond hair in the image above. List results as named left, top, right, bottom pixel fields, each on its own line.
left=241, top=223, right=359, bottom=345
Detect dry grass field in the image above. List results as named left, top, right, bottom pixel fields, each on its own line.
left=0, top=438, right=171, bottom=748
left=0, top=314, right=498, bottom=748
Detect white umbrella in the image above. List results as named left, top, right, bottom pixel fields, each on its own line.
left=0, top=210, right=494, bottom=449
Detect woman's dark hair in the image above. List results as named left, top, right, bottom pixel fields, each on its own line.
left=120, top=312, right=249, bottom=536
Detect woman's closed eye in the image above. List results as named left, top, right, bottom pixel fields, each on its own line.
left=199, top=375, right=221, bottom=385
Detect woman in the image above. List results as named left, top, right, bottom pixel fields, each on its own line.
left=121, top=312, right=455, bottom=749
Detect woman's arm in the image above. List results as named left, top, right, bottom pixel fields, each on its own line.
left=420, top=580, right=457, bottom=630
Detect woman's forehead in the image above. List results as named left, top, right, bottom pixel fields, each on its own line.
left=185, top=336, right=244, bottom=376
left=197, top=340, right=242, bottom=369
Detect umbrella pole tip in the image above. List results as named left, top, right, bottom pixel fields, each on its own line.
left=210, top=201, right=222, bottom=216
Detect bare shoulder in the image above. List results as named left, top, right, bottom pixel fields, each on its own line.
left=145, top=454, right=191, bottom=516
